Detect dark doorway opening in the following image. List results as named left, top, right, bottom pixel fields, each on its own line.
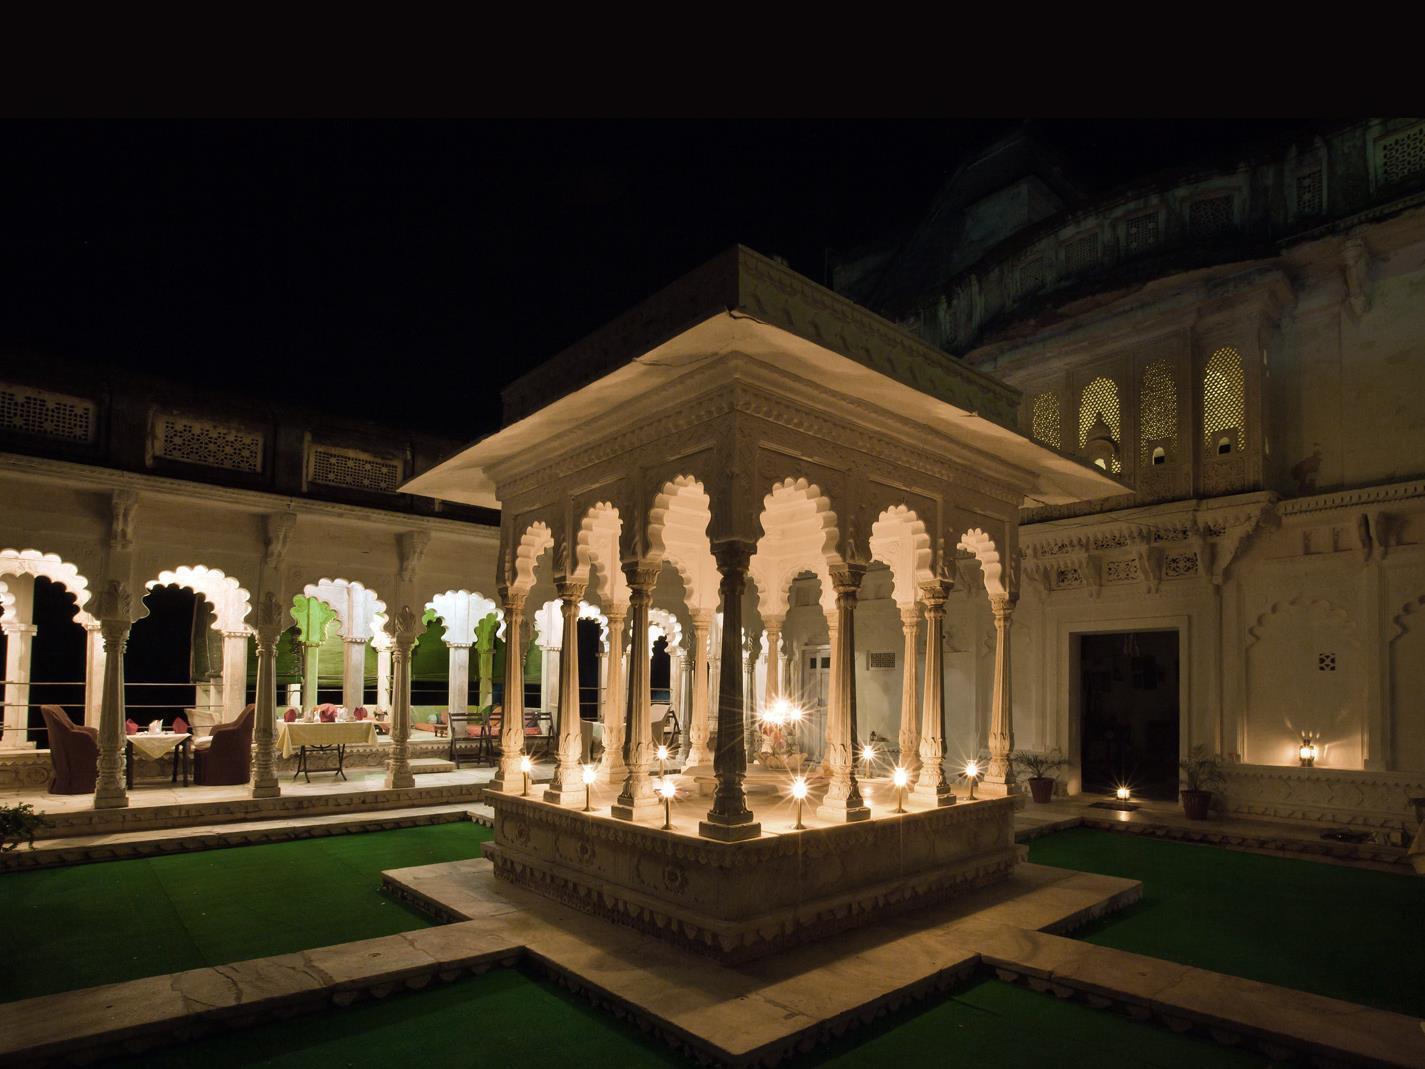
left=1079, top=630, right=1179, bottom=801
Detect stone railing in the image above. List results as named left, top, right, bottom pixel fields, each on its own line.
left=1218, top=762, right=1425, bottom=836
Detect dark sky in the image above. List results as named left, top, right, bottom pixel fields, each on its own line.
left=0, top=119, right=1307, bottom=441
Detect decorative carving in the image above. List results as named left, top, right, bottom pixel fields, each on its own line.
left=109, top=489, right=138, bottom=550
left=397, top=529, right=430, bottom=583
left=389, top=605, right=423, bottom=650
left=263, top=511, right=297, bottom=568
left=252, top=591, right=287, bottom=645
left=91, top=579, right=137, bottom=624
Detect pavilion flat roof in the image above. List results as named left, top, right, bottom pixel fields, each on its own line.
left=403, top=246, right=1121, bottom=510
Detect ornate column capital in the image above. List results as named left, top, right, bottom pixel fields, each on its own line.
left=389, top=605, right=423, bottom=654
left=990, top=592, right=1017, bottom=619
left=829, top=560, right=867, bottom=594
left=442, top=640, right=473, bottom=651
left=621, top=561, right=660, bottom=595
left=898, top=604, right=922, bottom=628
left=555, top=577, right=588, bottom=603
left=252, top=592, right=287, bottom=649
left=711, top=539, right=755, bottom=576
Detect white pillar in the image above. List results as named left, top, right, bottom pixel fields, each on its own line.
left=385, top=607, right=420, bottom=789
left=743, top=630, right=759, bottom=761
left=597, top=606, right=628, bottom=785
left=92, top=583, right=135, bottom=810
left=913, top=581, right=955, bottom=806
left=84, top=622, right=105, bottom=728
left=444, top=641, right=470, bottom=717
left=490, top=592, right=528, bottom=792
left=251, top=595, right=284, bottom=798
left=477, top=643, right=495, bottom=709
left=338, top=637, right=366, bottom=710
left=376, top=645, right=392, bottom=711
left=221, top=631, right=250, bottom=720
left=699, top=542, right=759, bottom=841
left=897, top=605, right=920, bottom=773
left=301, top=641, right=320, bottom=711
left=614, top=565, right=660, bottom=820
left=820, top=610, right=840, bottom=780
left=683, top=612, right=713, bottom=768
left=982, top=593, right=1019, bottom=796
left=762, top=618, right=782, bottom=710
left=544, top=580, right=588, bottom=805
left=539, top=644, right=559, bottom=716
left=819, top=563, right=870, bottom=822
left=2, top=574, right=36, bottom=749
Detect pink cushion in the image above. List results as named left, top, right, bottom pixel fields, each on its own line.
left=284, top=709, right=298, bottom=723
left=354, top=707, right=368, bottom=720
left=125, top=719, right=139, bottom=735
left=172, top=716, right=189, bottom=735
left=319, top=708, right=337, bottom=723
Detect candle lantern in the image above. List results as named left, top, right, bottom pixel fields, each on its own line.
left=790, top=775, right=808, bottom=830
left=1298, top=733, right=1319, bottom=767
left=892, top=766, right=909, bottom=813
left=658, top=778, right=677, bottom=830
left=519, top=754, right=532, bottom=797
left=963, top=759, right=980, bottom=800
left=581, top=763, right=596, bottom=812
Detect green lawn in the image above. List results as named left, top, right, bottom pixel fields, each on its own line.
left=0, top=821, right=491, bottom=1003
left=1028, top=827, right=1425, bottom=1017
left=106, top=968, right=1266, bottom=1069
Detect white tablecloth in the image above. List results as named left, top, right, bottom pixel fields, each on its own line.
left=276, top=721, right=378, bottom=759
left=126, top=732, right=192, bottom=760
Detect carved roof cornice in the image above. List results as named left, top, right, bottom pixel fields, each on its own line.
left=0, top=452, right=498, bottom=543
left=1275, top=479, right=1425, bottom=519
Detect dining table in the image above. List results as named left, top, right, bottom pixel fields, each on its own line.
left=125, top=731, right=193, bottom=788
left=275, top=719, right=379, bottom=782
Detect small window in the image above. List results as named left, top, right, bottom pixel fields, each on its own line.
left=1093, top=458, right=1107, bottom=470
left=1318, top=652, right=1336, bottom=672
left=1031, top=392, right=1061, bottom=449
left=1217, top=437, right=1233, bottom=455
left=1152, top=446, right=1167, bottom=465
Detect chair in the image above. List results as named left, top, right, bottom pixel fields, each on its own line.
left=193, top=704, right=255, bottom=786
left=448, top=709, right=489, bottom=768
left=659, top=708, right=681, bottom=753
left=40, top=705, right=98, bottom=794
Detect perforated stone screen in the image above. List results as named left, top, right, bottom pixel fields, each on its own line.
left=1139, top=360, right=1177, bottom=463
left=153, top=414, right=263, bottom=473
left=1018, top=257, right=1046, bottom=294
left=1203, top=347, right=1245, bottom=451
left=308, top=445, right=403, bottom=493
left=1078, top=375, right=1122, bottom=472
left=1296, top=170, right=1323, bottom=215
left=1124, top=212, right=1160, bottom=254
left=1031, top=392, right=1061, bottom=449
left=0, top=383, right=95, bottom=443
left=866, top=650, right=896, bottom=670
left=1063, top=232, right=1101, bottom=274
left=1189, top=195, right=1233, bottom=239
left=1381, top=124, right=1424, bottom=185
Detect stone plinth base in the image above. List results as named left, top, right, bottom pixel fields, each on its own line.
left=483, top=792, right=1017, bottom=963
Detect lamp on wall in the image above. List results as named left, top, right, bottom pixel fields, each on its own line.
left=1298, top=732, right=1320, bottom=768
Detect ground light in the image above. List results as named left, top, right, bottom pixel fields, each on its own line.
left=1299, top=732, right=1319, bottom=767
left=656, top=744, right=669, bottom=777
left=892, top=766, right=909, bottom=813
left=582, top=764, right=596, bottom=812
left=1116, top=785, right=1131, bottom=802
left=963, top=759, right=980, bottom=799
left=790, top=775, right=808, bottom=829
left=657, top=778, right=676, bottom=830
left=520, top=754, right=532, bottom=796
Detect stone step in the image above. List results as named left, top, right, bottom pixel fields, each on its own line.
left=410, top=759, right=457, bottom=775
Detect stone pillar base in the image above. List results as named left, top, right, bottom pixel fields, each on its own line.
left=978, top=779, right=1021, bottom=798
left=93, top=788, right=129, bottom=810
left=611, top=796, right=662, bottom=822
left=912, top=785, right=957, bottom=808
left=251, top=780, right=281, bottom=799
left=816, top=802, right=871, bottom=823
left=386, top=771, right=415, bottom=790
left=697, top=816, right=762, bottom=842
left=543, top=786, right=589, bottom=807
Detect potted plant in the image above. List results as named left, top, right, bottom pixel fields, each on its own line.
left=1011, top=749, right=1067, bottom=804
left=1, top=802, right=47, bottom=854
left=1178, top=745, right=1225, bottom=820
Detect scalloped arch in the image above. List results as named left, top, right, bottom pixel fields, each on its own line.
left=646, top=476, right=718, bottom=616
left=648, top=607, right=683, bottom=654
left=303, top=578, right=388, bottom=642
left=425, top=589, right=503, bottom=645
left=1, top=548, right=95, bottom=626
left=869, top=505, right=934, bottom=608
left=577, top=502, right=629, bottom=606
left=147, top=565, right=254, bottom=633
left=956, top=528, right=1005, bottom=598
left=1246, top=595, right=1355, bottom=649
left=751, top=478, right=840, bottom=618
left=512, top=522, right=555, bottom=596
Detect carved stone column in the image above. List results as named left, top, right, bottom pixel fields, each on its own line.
left=743, top=629, right=760, bottom=759
left=598, top=605, right=629, bottom=785
left=385, top=607, right=421, bottom=790
left=982, top=593, right=1019, bottom=796
left=820, top=610, right=840, bottom=781
left=819, top=563, right=870, bottom=822
left=374, top=638, right=392, bottom=711
left=444, top=640, right=471, bottom=718
left=92, top=582, right=135, bottom=810
left=913, top=580, right=955, bottom=806
left=301, top=640, right=320, bottom=712
left=251, top=594, right=285, bottom=798
left=490, top=590, right=527, bottom=792
left=544, top=579, right=588, bottom=805
left=897, top=604, right=921, bottom=773
left=762, top=617, right=782, bottom=709
left=699, top=541, right=760, bottom=841
left=614, top=566, right=660, bottom=820
left=477, top=640, right=495, bottom=709
left=683, top=611, right=714, bottom=767
left=221, top=631, right=251, bottom=721
left=83, top=621, right=105, bottom=728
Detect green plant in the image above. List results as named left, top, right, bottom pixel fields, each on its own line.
left=0, top=802, right=47, bottom=853
left=1178, top=745, right=1226, bottom=792
left=1011, top=749, right=1068, bottom=779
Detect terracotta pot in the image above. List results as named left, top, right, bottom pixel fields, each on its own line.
left=1028, top=776, right=1055, bottom=803
left=1181, top=789, right=1212, bottom=820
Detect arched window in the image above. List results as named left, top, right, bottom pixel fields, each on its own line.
left=1139, top=360, right=1177, bottom=466
left=1203, top=347, right=1245, bottom=455
left=1031, top=392, right=1060, bottom=449
left=1079, top=376, right=1122, bottom=473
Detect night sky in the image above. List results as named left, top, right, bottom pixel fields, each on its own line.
left=1, top=119, right=1310, bottom=442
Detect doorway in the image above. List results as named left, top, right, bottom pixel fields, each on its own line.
left=1078, top=630, right=1179, bottom=800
